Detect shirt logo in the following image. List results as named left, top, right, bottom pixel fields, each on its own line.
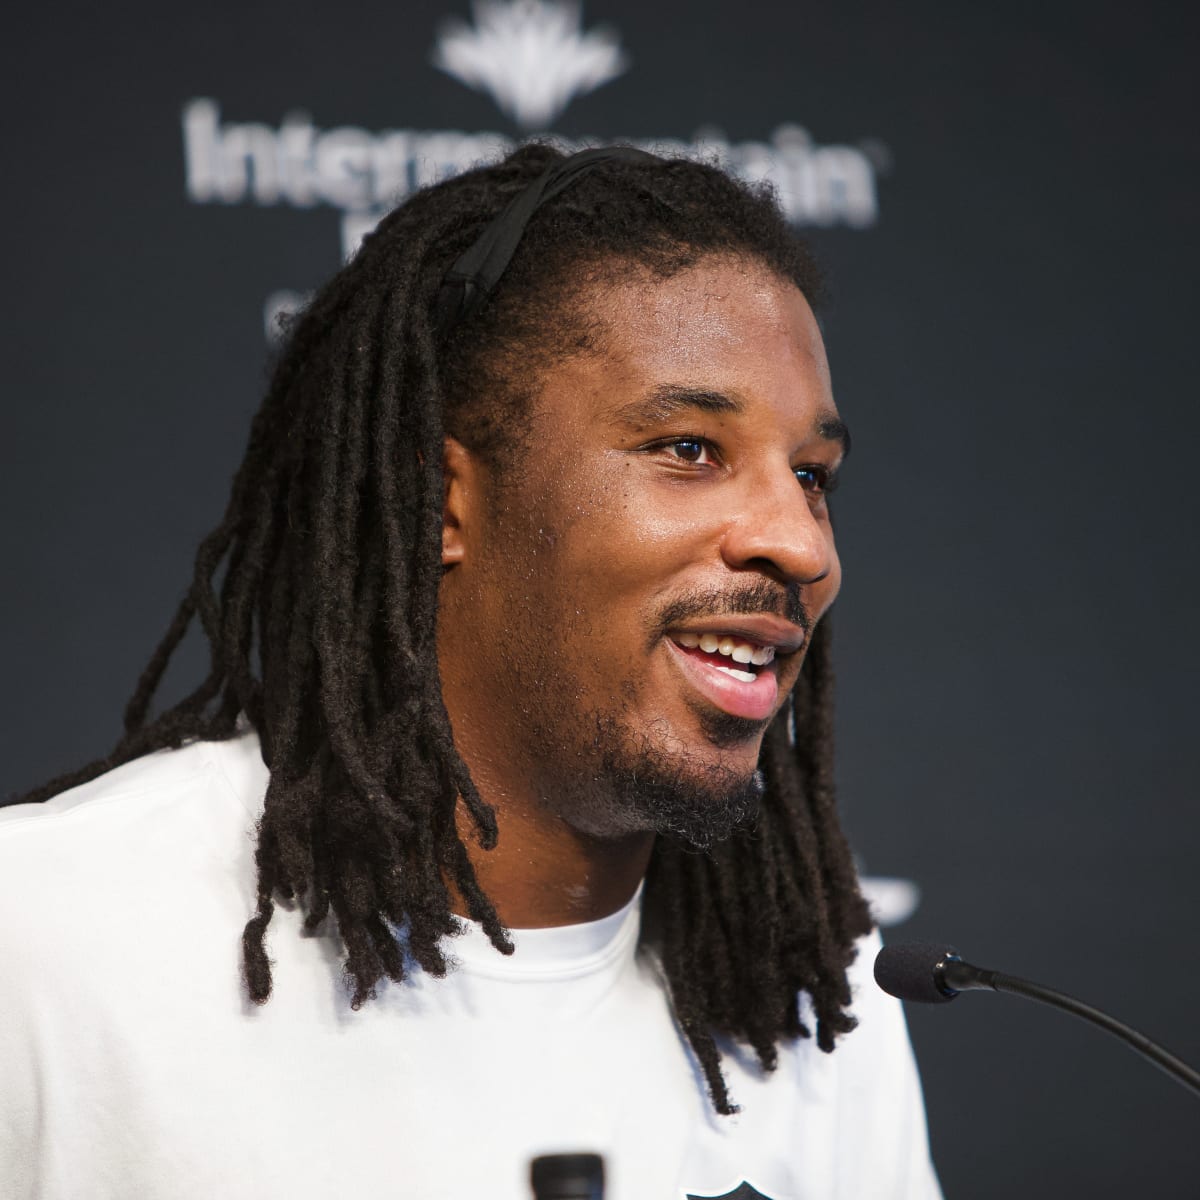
left=433, top=0, right=628, bottom=130
left=687, top=1183, right=775, bottom=1200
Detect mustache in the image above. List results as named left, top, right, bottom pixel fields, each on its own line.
left=653, top=579, right=811, bottom=638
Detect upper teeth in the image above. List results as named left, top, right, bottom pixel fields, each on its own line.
left=676, top=632, right=775, bottom=666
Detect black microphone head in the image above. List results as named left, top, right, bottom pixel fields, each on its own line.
left=874, top=941, right=960, bottom=1004
left=530, top=1153, right=605, bottom=1200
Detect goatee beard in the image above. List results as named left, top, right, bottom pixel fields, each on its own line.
left=559, top=713, right=765, bottom=850
left=602, top=752, right=764, bottom=850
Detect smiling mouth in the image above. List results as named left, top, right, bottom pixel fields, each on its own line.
left=665, top=631, right=790, bottom=723
left=673, top=631, right=775, bottom=682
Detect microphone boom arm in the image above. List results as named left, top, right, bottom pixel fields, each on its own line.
left=939, top=955, right=1200, bottom=1099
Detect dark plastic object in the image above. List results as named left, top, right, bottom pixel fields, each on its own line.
left=530, top=1152, right=605, bottom=1200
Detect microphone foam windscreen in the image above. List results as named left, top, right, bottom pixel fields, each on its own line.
left=874, top=941, right=959, bottom=1004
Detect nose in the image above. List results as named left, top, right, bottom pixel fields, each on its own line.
left=719, top=463, right=836, bottom=586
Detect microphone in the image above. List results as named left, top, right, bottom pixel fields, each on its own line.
left=530, top=1153, right=605, bottom=1200
left=874, top=941, right=1200, bottom=1099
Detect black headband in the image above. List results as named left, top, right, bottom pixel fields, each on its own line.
left=434, top=146, right=662, bottom=334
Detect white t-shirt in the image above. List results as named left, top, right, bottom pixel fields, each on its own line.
left=0, top=734, right=941, bottom=1199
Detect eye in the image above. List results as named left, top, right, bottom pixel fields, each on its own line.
left=660, top=437, right=716, bottom=465
left=794, top=465, right=838, bottom=496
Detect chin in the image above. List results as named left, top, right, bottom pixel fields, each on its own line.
left=583, top=721, right=767, bottom=850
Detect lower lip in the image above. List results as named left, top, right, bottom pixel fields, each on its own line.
left=664, top=639, right=780, bottom=722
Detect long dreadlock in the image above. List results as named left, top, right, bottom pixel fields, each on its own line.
left=21, top=143, right=871, bottom=1114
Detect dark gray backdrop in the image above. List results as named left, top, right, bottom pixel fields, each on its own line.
left=4, top=2, right=1198, bottom=1195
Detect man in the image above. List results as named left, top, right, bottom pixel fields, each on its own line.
left=0, top=145, right=940, bottom=1198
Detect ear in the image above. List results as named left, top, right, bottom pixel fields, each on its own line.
left=441, top=436, right=478, bottom=566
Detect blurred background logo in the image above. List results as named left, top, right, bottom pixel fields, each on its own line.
left=433, top=0, right=629, bottom=130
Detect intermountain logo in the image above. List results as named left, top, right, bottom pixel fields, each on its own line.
left=433, top=0, right=627, bottom=130
left=182, top=1, right=891, bottom=340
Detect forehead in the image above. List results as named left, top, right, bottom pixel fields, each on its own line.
left=565, top=256, right=835, bottom=426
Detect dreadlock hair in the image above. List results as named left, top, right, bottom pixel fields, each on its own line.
left=23, top=143, right=872, bottom=1115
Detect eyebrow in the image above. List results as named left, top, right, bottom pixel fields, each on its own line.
left=612, top=384, right=852, bottom=459
left=610, top=385, right=744, bottom=427
left=818, top=415, right=852, bottom=460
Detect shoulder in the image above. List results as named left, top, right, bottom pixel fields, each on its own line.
left=707, top=928, right=941, bottom=1198
left=827, top=927, right=943, bottom=1196
left=1, top=733, right=266, bottom=833
left=0, top=736, right=263, bottom=850
left=0, top=736, right=274, bottom=1181
left=0, top=735, right=268, bottom=952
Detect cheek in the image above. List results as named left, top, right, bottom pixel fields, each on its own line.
left=556, top=505, right=711, bottom=644
left=522, top=468, right=667, bottom=587
left=473, top=487, right=622, bottom=641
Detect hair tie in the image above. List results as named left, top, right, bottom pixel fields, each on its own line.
left=435, top=146, right=661, bottom=334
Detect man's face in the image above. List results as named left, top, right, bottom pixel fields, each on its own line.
left=438, top=254, right=845, bottom=846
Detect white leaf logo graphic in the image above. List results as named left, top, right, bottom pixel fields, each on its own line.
left=433, top=0, right=629, bottom=131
